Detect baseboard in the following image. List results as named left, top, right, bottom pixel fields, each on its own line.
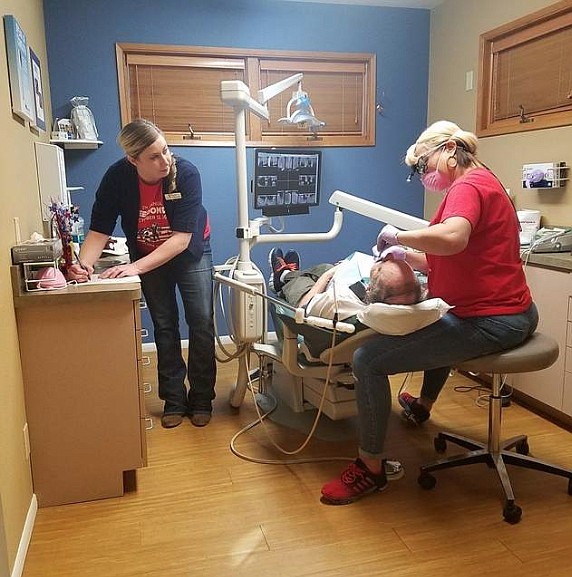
left=11, top=494, right=37, bottom=577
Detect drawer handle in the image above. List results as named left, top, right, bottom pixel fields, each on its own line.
left=140, top=328, right=149, bottom=339
left=139, top=300, right=147, bottom=310
left=143, top=382, right=152, bottom=394
left=141, top=356, right=151, bottom=367
left=145, top=416, right=154, bottom=430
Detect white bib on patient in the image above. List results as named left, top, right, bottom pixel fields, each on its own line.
left=305, top=251, right=372, bottom=320
left=357, top=298, right=453, bottom=335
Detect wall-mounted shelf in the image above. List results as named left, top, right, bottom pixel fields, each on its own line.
left=50, top=139, right=103, bottom=150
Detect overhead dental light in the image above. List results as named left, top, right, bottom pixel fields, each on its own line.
left=278, top=82, right=325, bottom=133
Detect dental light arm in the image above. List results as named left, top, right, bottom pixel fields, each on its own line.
left=257, top=73, right=303, bottom=106
left=221, top=80, right=270, bottom=120
left=329, top=189, right=429, bottom=230
left=250, top=209, right=344, bottom=246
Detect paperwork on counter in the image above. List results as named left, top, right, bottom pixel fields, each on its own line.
left=87, top=274, right=140, bottom=284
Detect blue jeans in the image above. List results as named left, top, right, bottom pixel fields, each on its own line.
left=353, top=303, right=538, bottom=460
left=140, top=243, right=216, bottom=416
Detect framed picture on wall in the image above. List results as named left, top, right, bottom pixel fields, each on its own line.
left=29, top=48, right=46, bottom=131
left=3, top=15, right=35, bottom=123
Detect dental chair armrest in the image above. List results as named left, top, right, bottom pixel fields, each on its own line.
left=303, top=315, right=355, bottom=334
left=318, top=328, right=378, bottom=364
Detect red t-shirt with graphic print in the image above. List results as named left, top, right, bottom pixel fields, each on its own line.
left=137, top=178, right=211, bottom=256
left=137, top=179, right=172, bottom=255
left=427, top=168, right=531, bottom=318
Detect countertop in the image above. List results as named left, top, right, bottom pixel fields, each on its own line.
left=522, top=251, right=572, bottom=272
left=11, top=265, right=141, bottom=308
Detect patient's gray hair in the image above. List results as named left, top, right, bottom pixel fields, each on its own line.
left=366, top=260, right=422, bottom=305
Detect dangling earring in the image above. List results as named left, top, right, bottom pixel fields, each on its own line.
left=447, top=155, right=458, bottom=168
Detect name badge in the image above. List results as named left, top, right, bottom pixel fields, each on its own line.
left=164, top=192, right=182, bottom=200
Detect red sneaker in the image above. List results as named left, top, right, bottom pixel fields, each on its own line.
left=320, top=458, right=388, bottom=505
left=268, top=247, right=299, bottom=293
left=398, top=392, right=430, bottom=424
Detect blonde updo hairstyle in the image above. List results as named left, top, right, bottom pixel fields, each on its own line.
left=405, top=120, right=479, bottom=170
left=118, top=118, right=165, bottom=159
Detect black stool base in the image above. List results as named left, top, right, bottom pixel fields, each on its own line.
left=418, top=431, right=572, bottom=524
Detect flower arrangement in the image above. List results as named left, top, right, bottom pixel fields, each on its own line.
left=48, top=202, right=81, bottom=272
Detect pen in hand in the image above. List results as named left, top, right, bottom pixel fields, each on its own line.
left=74, top=249, right=92, bottom=280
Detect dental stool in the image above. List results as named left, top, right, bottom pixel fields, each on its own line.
left=417, top=332, right=572, bottom=524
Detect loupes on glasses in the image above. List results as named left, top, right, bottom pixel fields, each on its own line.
left=406, top=143, right=446, bottom=182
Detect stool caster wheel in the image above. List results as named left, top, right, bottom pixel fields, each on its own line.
left=434, top=436, right=447, bottom=453
left=503, top=502, right=522, bottom=524
left=515, top=439, right=529, bottom=455
left=418, top=472, right=437, bottom=490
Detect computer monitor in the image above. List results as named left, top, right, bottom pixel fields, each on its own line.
left=253, top=148, right=322, bottom=216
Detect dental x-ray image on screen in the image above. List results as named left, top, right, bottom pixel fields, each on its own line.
left=253, top=149, right=322, bottom=216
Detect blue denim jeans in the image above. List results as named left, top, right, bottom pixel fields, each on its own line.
left=353, top=303, right=538, bottom=460
left=140, top=242, right=216, bottom=416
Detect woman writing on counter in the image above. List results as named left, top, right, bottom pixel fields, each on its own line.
left=67, top=119, right=216, bottom=429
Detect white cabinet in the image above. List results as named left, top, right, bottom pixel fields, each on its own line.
left=510, top=264, right=572, bottom=416
left=35, top=142, right=69, bottom=220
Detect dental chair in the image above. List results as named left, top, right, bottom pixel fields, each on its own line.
left=251, top=307, right=374, bottom=420
left=252, top=298, right=450, bottom=420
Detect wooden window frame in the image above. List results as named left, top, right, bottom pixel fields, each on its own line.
left=116, top=43, right=375, bottom=147
left=477, top=1, right=572, bottom=137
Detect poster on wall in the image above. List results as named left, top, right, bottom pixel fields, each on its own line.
left=3, top=15, right=35, bottom=123
left=29, top=48, right=46, bottom=131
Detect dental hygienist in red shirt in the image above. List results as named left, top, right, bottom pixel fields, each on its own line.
left=321, top=120, right=537, bottom=505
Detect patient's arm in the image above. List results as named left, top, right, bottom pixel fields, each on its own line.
left=298, top=266, right=337, bottom=307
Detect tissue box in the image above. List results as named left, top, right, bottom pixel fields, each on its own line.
left=11, top=238, right=63, bottom=264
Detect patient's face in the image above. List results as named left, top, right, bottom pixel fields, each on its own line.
left=368, top=260, right=420, bottom=305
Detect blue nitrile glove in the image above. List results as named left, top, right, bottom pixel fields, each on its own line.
left=379, top=245, right=406, bottom=261
left=372, top=224, right=400, bottom=259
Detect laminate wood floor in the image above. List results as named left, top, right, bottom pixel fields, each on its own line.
left=22, top=363, right=572, bottom=576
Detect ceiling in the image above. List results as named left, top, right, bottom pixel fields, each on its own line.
left=275, top=0, right=445, bottom=8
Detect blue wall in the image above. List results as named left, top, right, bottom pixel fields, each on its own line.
left=43, top=0, right=430, bottom=338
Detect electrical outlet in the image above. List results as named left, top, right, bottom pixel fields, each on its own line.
left=465, top=70, right=474, bottom=91
left=23, top=423, right=30, bottom=460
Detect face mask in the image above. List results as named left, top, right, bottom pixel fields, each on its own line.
left=421, top=170, right=451, bottom=192
left=420, top=150, right=451, bottom=191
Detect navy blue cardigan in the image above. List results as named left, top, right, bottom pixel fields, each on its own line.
left=90, top=156, right=208, bottom=262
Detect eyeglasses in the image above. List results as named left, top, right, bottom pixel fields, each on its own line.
left=406, top=143, right=446, bottom=182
